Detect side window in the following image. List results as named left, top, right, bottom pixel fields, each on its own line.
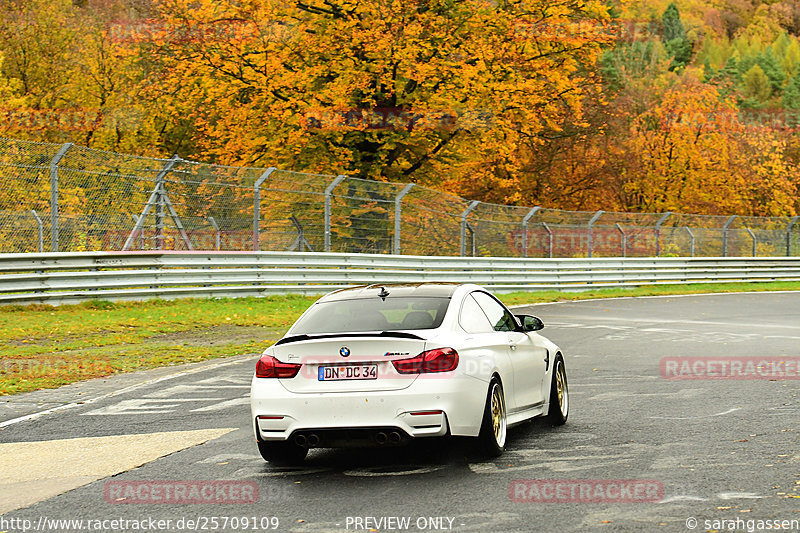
left=459, top=294, right=494, bottom=333
left=473, top=292, right=517, bottom=332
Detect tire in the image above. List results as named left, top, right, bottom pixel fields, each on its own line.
left=257, top=440, right=308, bottom=465
left=477, top=377, right=507, bottom=457
left=546, top=357, right=569, bottom=426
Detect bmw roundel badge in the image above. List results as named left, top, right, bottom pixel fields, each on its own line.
left=339, top=346, right=350, bottom=357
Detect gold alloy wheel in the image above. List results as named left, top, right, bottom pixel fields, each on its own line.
left=556, top=362, right=568, bottom=415
left=490, top=383, right=506, bottom=447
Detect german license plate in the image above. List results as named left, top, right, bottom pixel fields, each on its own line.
left=318, top=364, right=378, bottom=381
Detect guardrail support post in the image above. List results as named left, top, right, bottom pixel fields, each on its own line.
left=324, top=175, right=347, bottom=252
left=460, top=201, right=480, bottom=257
left=786, top=216, right=800, bottom=257
left=542, top=222, right=553, bottom=258
left=722, top=215, right=738, bottom=257
left=30, top=210, right=43, bottom=252
left=655, top=212, right=672, bottom=257
left=393, top=183, right=414, bottom=255
left=684, top=226, right=695, bottom=257
left=49, top=143, right=72, bottom=252
left=745, top=227, right=757, bottom=257
left=587, top=210, right=604, bottom=258
left=253, top=167, right=276, bottom=252
left=521, top=206, right=540, bottom=258
left=208, top=216, right=221, bottom=251
left=615, top=223, right=626, bottom=257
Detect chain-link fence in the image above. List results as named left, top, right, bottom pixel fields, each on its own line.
left=1, top=136, right=799, bottom=257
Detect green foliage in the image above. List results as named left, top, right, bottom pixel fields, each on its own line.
left=662, top=3, right=686, bottom=42
left=782, top=38, right=800, bottom=78
left=742, top=64, right=773, bottom=103
left=782, top=73, right=800, bottom=109
left=661, top=4, right=692, bottom=71
left=665, top=37, right=693, bottom=71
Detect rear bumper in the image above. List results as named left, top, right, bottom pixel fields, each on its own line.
left=250, top=373, right=487, bottom=442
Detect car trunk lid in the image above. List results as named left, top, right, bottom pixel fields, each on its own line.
left=271, top=333, right=427, bottom=393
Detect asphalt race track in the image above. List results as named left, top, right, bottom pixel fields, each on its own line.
left=1, top=292, right=799, bottom=533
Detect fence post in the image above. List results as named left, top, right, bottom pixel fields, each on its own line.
left=49, top=143, right=72, bottom=252
left=30, top=210, right=43, bottom=252
left=393, top=183, right=414, bottom=255
left=466, top=223, right=476, bottom=257
left=745, top=227, right=756, bottom=257
left=521, top=206, right=540, bottom=258
left=252, top=167, right=276, bottom=252
left=615, top=223, right=626, bottom=258
left=324, top=175, right=347, bottom=252
left=156, top=164, right=166, bottom=249
left=587, top=210, right=604, bottom=258
left=655, top=212, right=672, bottom=257
left=722, top=215, right=737, bottom=257
left=684, top=226, right=695, bottom=257
left=208, top=216, right=221, bottom=251
left=542, top=222, right=553, bottom=258
left=460, top=201, right=480, bottom=257
left=786, top=216, right=800, bottom=257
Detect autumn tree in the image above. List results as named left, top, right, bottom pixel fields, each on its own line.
left=135, top=0, right=614, bottom=195
left=0, top=0, right=160, bottom=153
left=619, top=79, right=796, bottom=216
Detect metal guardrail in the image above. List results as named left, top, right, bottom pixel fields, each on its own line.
left=1, top=252, right=799, bottom=305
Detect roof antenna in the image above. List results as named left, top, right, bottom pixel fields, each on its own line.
left=377, top=286, right=390, bottom=300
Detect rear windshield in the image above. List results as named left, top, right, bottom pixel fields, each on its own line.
left=289, top=297, right=451, bottom=334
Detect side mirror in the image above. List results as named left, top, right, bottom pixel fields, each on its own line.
left=516, top=315, right=544, bottom=332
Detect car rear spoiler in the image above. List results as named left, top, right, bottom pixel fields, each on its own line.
left=275, top=331, right=425, bottom=346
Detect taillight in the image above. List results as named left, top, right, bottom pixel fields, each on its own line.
left=392, top=348, right=459, bottom=374
left=255, top=355, right=301, bottom=378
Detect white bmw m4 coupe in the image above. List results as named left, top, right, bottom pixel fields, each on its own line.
left=250, top=283, right=568, bottom=463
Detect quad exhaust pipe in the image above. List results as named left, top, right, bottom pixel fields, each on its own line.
left=295, top=430, right=403, bottom=447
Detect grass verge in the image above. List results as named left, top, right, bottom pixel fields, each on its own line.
left=1, top=281, right=798, bottom=395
